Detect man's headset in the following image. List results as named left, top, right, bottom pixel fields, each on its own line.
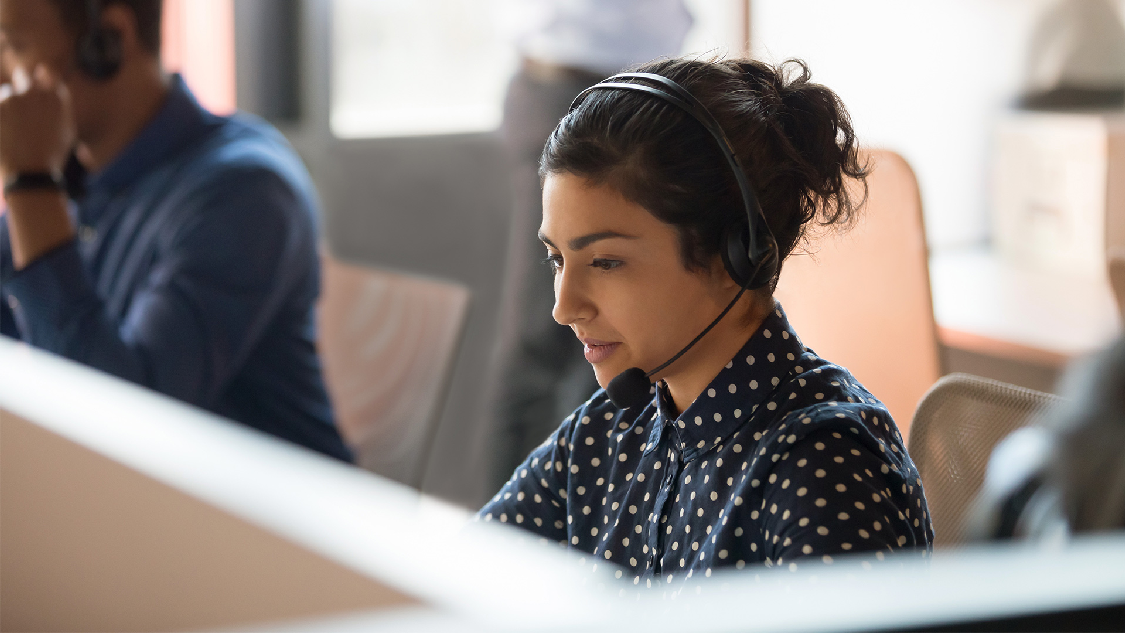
left=567, top=72, right=779, bottom=410
left=76, top=0, right=123, bottom=80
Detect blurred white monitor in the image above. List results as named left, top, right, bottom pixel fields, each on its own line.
left=3, top=337, right=1124, bottom=632
left=0, top=337, right=608, bottom=632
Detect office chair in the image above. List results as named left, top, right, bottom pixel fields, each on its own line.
left=317, top=253, right=470, bottom=489
left=774, top=150, right=940, bottom=441
left=908, top=373, right=1062, bottom=547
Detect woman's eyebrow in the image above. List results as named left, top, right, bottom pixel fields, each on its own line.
left=538, top=230, right=639, bottom=251
left=570, top=230, right=638, bottom=250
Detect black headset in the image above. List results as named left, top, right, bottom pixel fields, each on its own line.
left=76, top=0, right=123, bottom=80
left=567, top=72, right=780, bottom=409
left=569, top=72, right=778, bottom=290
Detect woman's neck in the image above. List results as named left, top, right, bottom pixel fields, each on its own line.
left=662, top=296, right=772, bottom=414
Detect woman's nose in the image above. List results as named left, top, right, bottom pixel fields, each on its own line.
left=552, top=266, right=594, bottom=326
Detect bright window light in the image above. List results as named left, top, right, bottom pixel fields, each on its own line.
left=331, top=0, right=518, bottom=139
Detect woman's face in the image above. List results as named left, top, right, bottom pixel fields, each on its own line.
left=540, top=172, right=738, bottom=390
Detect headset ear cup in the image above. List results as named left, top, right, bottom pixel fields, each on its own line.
left=751, top=237, right=779, bottom=289
left=77, top=27, right=123, bottom=80
left=721, top=220, right=779, bottom=290
left=721, top=221, right=753, bottom=288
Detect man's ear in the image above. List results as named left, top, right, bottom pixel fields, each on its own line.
left=0, top=37, right=12, bottom=85
left=98, top=3, right=144, bottom=63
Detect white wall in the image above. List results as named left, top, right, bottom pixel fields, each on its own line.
left=751, top=0, right=1125, bottom=250
left=682, top=0, right=747, bottom=57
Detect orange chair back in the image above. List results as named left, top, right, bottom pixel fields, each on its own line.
left=1108, top=247, right=1125, bottom=321
left=774, top=150, right=940, bottom=441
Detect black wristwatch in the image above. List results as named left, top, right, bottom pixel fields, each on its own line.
left=3, top=171, right=66, bottom=197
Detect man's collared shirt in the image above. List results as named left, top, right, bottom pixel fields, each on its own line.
left=480, top=303, right=933, bottom=582
left=0, top=75, right=350, bottom=461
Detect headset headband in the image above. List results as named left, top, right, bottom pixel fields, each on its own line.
left=569, top=72, right=773, bottom=273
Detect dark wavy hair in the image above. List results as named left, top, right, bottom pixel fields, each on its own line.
left=541, top=57, right=869, bottom=287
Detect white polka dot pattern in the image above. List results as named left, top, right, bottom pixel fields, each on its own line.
left=480, top=303, right=933, bottom=583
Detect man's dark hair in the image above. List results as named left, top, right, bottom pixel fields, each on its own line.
left=49, top=0, right=163, bottom=55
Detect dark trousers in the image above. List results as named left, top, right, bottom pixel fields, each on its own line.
left=490, top=66, right=605, bottom=489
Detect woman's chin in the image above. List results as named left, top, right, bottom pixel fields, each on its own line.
left=592, top=365, right=618, bottom=391
left=592, top=372, right=610, bottom=391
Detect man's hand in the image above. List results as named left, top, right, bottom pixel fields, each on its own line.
left=0, top=63, right=75, bottom=270
left=0, top=63, right=75, bottom=181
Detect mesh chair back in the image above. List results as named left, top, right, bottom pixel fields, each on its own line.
left=908, top=373, right=1062, bottom=547
left=318, top=253, right=470, bottom=489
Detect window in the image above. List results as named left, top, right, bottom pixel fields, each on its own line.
left=330, top=0, right=518, bottom=139
left=329, top=0, right=748, bottom=139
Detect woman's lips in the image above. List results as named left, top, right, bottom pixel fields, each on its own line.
left=582, top=340, right=620, bottom=364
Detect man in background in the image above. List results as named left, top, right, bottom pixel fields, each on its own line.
left=491, top=0, right=693, bottom=486
left=0, top=0, right=351, bottom=461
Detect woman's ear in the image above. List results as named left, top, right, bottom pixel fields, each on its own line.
left=708, top=254, right=739, bottom=291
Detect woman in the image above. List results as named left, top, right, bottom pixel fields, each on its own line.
left=480, top=57, right=933, bottom=582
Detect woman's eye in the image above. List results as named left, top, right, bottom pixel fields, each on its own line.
left=542, top=253, right=563, bottom=272
left=590, top=258, right=623, bottom=271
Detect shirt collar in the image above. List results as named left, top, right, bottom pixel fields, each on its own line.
left=655, top=301, right=808, bottom=462
left=86, top=74, right=220, bottom=196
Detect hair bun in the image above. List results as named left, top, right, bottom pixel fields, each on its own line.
left=737, top=59, right=868, bottom=237
left=734, top=60, right=786, bottom=117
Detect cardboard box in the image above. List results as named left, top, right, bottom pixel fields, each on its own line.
left=993, top=112, right=1125, bottom=276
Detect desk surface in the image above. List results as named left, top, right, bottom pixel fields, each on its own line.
left=930, top=248, right=1121, bottom=366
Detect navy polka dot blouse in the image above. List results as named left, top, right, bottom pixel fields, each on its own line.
left=480, top=303, right=933, bottom=582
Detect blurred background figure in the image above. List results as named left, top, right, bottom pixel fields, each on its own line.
left=0, top=0, right=350, bottom=461
left=489, top=0, right=694, bottom=487
left=1047, top=338, right=1125, bottom=533
left=971, top=335, right=1125, bottom=541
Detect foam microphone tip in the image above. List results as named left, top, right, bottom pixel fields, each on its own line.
left=606, top=367, right=654, bottom=410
